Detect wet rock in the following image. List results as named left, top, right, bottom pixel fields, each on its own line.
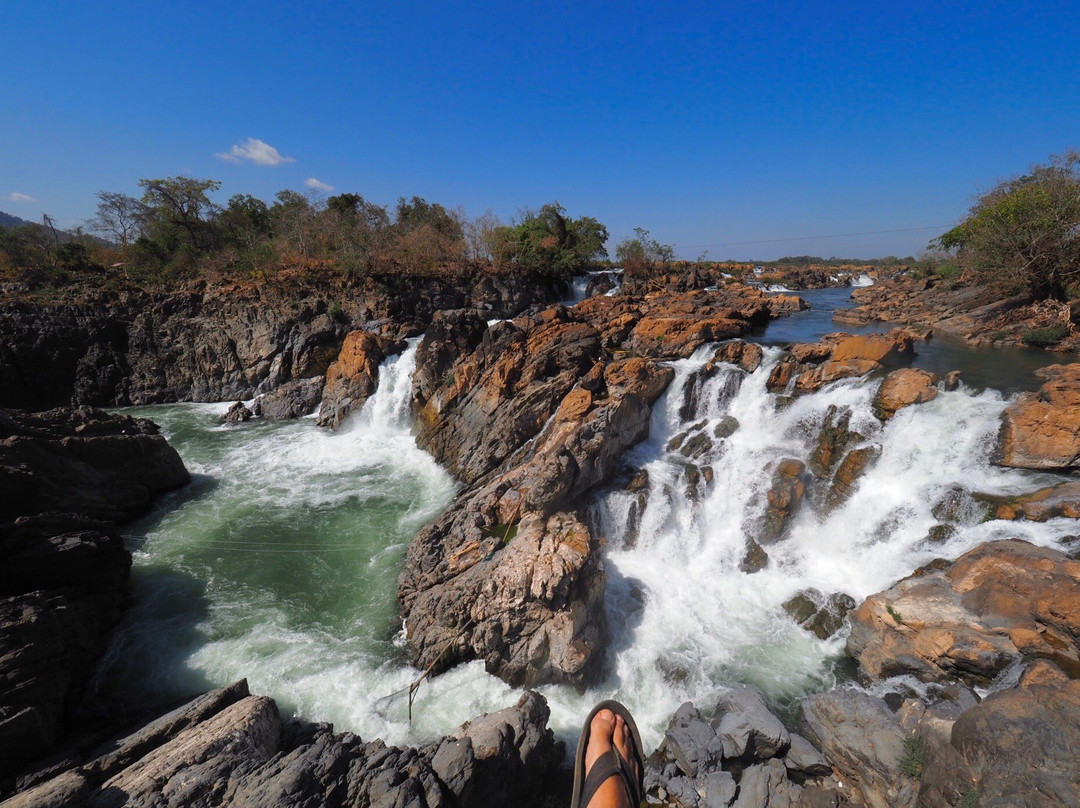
left=714, top=416, right=740, bottom=439
left=930, top=485, right=988, bottom=524
left=221, top=400, right=253, bottom=424
left=807, top=406, right=859, bottom=479
left=793, top=359, right=881, bottom=393
left=995, top=363, right=1080, bottom=470
left=846, top=539, right=1080, bottom=683
left=989, top=480, right=1080, bottom=521
left=316, top=330, right=391, bottom=428
left=709, top=340, right=764, bottom=373
left=761, top=459, right=807, bottom=543
left=789, top=343, right=832, bottom=364
left=800, top=690, right=915, bottom=808
left=872, top=368, right=939, bottom=420
left=741, top=540, right=770, bottom=573
left=766, top=357, right=800, bottom=392
left=923, top=524, right=956, bottom=545
left=824, top=446, right=880, bottom=511
left=255, top=376, right=324, bottom=420
left=943, top=370, right=962, bottom=391
left=782, top=590, right=856, bottom=640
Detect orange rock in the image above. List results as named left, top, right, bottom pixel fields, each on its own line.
left=794, top=359, right=880, bottom=392
left=830, top=332, right=914, bottom=364
left=995, top=363, right=1080, bottom=470
left=316, top=330, right=387, bottom=428
left=873, top=368, right=939, bottom=419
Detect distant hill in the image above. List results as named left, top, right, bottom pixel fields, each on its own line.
left=0, top=210, right=34, bottom=228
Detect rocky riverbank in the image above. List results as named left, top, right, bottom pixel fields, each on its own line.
left=834, top=273, right=1080, bottom=352
left=0, top=407, right=190, bottom=778
left=0, top=268, right=564, bottom=411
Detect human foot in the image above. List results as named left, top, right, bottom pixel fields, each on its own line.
left=581, top=708, right=641, bottom=808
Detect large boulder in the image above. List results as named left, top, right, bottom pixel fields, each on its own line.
left=873, top=368, right=939, bottom=420
left=800, top=690, right=916, bottom=808
left=995, top=363, right=1080, bottom=470
left=0, top=407, right=190, bottom=523
left=255, top=376, right=325, bottom=420
left=846, top=539, right=1080, bottom=683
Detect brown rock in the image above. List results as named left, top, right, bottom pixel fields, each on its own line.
left=761, top=459, right=807, bottom=543
left=991, top=480, right=1080, bottom=522
left=707, top=340, right=764, bottom=373
left=315, top=330, right=390, bottom=428
left=829, top=332, right=915, bottom=364
left=873, top=368, right=939, bottom=420
left=995, top=363, right=1080, bottom=470
left=825, top=446, right=880, bottom=511
left=846, top=539, right=1080, bottom=683
left=808, top=405, right=859, bottom=478
left=790, top=342, right=833, bottom=364
left=794, top=359, right=881, bottom=392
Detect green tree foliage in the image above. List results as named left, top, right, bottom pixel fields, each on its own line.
left=89, top=191, right=144, bottom=248
left=489, top=203, right=609, bottom=279
left=615, top=227, right=675, bottom=268
left=935, top=151, right=1080, bottom=300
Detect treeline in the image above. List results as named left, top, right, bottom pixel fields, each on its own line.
left=0, top=177, right=611, bottom=287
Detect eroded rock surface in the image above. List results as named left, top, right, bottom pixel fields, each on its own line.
left=846, top=539, right=1080, bottom=682
left=995, top=363, right=1080, bottom=470
left=4, top=682, right=562, bottom=808
left=873, top=368, right=939, bottom=420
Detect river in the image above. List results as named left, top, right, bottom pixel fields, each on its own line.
left=92, top=287, right=1077, bottom=750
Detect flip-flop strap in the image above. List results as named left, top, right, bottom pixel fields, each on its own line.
left=580, top=749, right=641, bottom=808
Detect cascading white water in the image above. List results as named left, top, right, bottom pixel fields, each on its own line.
left=851, top=273, right=873, bottom=287
left=547, top=347, right=1076, bottom=746
left=101, top=335, right=1076, bottom=754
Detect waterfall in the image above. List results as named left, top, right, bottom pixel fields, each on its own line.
left=348, top=338, right=421, bottom=434
left=567, top=347, right=1075, bottom=742
left=851, top=273, right=873, bottom=287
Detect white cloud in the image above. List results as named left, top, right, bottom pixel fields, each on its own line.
left=8, top=192, right=36, bottom=203
left=305, top=178, right=334, bottom=192
left=215, top=137, right=295, bottom=166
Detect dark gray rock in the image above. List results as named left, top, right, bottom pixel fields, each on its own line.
left=256, top=376, right=324, bottom=420
left=782, top=733, right=832, bottom=779
left=733, top=759, right=800, bottom=807
left=714, top=687, right=790, bottom=761
left=221, top=400, right=254, bottom=424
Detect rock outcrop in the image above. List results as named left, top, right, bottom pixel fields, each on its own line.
left=316, top=330, right=398, bottom=428
left=4, top=681, right=563, bottom=808
left=994, top=363, right=1080, bottom=470
left=0, top=408, right=190, bottom=778
left=766, top=330, right=918, bottom=395
left=399, top=288, right=796, bottom=687
left=255, top=376, right=324, bottom=420
left=0, top=269, right=564, bottom=410
left=846, top=539, right=1080, bottom=683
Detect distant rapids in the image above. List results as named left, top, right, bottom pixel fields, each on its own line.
left=95, top=321, right=1076, bottom=751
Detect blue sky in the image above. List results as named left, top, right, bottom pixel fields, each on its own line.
left=2, top=0, right=1078, bottom=260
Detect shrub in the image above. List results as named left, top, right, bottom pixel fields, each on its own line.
left=1021, top=324, right=1069, bottom=346
left=900, top=734, right=926, bottom=778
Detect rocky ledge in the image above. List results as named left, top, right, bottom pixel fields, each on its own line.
left=4, top=681, right=562, bottom=808
left=834, top=273, right=1080, bottom=351
left=0, top=407, right=189, bottom=779
left=397, top=287, right=803, bottom=688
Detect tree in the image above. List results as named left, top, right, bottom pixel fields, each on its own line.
left=89, top=191, right=144, bottom=247
left=615, top=227, right=674, bottom=266
left=935, top=151, right=1080, bottom=300
left=490, top=203, right=609, bottom=278
left=138, top=176, right=222, bottom=252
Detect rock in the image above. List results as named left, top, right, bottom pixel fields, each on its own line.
left=714, top=416, right=740, bottom=439
left=800, top=690, right=915, bottom=808
left=0, top=407, right=190, bottom=523
left=400, top=312, right=675, bottom=686
left=782, top=734, right=832, bottom=778
left=807, top=406, right=859, bottom=479
left=794, top=359, right=881, bottom=393
left=316, top=330, right=391, bottom=428
left=943, top=370, right=962, bottom=391
left=741, top=540, right=770, bottom=573
left=5, top=684, right=563, bottom=808
left=789, top=343, right=832, bottom=364
left=846, top=539, right=1080, bottom=683
left=761, top=459, right=807, bottom=543
left=733, top=759, right=800, bottom=807
left=714, top=687, right=790, bottom=760
left=990, top=480, right=1080, bottom=521
left=995, top=363, right=1080, bottom=470
left=255, top=376, right=324, bottom=419
left=825, top=446, right=879, bottom=511
left=872, top=368, right=938, bottom=420
left=709, top=340, right=764, bottom=373
left=767, top=357, right=800, bottom=392
left=782, top=590, right=856, bottom=640
left=664, top=703, right=723, bottom=777
left=828, top=332, right=915, bottom=365
left=950, top=678, right=1080, bottom=807
left=221, top=400, right=253, bottom=424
